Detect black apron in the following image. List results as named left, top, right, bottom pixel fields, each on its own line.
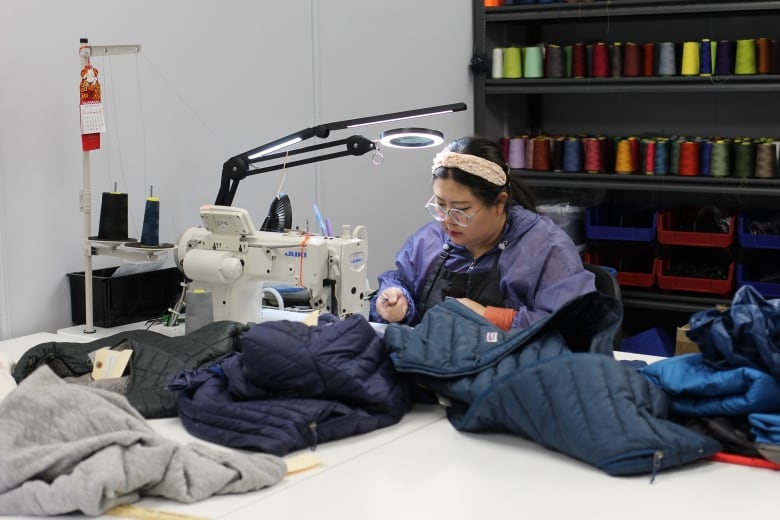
left=418, top=242, right=507, bottom=318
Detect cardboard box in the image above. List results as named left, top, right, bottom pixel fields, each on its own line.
left=675, top=324, right=700, bottom=355
left=675, top=305, right=729, bottom=356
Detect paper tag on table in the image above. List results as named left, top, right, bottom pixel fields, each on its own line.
left=302, top=309, right=320, bottom=326
left=92, top=348, right=133, bottom=380
left=285, top=453, right=322, bottom=474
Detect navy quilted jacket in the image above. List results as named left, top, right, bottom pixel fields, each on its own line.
left=383, top=293, right=720, bottom=476
left=169, top=314, right=412, bottom=456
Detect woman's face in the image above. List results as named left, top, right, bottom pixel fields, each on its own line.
left=431, top=177, right=507, bottom=254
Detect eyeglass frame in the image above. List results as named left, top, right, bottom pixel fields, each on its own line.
left=424, top=195, right=481, bottom=227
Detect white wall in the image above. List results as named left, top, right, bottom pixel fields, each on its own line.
left=0, top=0, right=473, bottom=338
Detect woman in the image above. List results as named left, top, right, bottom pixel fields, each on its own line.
left=370, top=136, right=595, bottom=331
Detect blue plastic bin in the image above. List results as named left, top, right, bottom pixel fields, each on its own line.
left=738, top=213, right=780, bottom=250
left=585, top=206, right=657, bottom=242
left=620, top=327, right=675, bottom=357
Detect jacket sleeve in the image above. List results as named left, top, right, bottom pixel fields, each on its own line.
left=500, top=219, right=595, bottom=329
left=369, top=223, right=444, bottom=325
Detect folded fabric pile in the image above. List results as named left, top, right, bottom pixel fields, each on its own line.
left=642, top=284, right=780, bottom=465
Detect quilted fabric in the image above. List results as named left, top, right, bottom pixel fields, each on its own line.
left=385, top=294, right=720, bottom=476
left=12, top=321, right=246, bottom=418
left=642, top=353, right=780, bottom=417
left=170, top=313, right=412, bottom=456
left=686, top=284, right=780, bottom=382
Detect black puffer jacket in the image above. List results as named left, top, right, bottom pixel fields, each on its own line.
left=12, top=321, right=246, bottom=418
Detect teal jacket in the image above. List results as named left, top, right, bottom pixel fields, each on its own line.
left=383, top=293, right=720, bottom=476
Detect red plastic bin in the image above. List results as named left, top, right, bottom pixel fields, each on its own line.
left=655, top=257, right=735, bottom=296
left=656, top=208, right=735, bottom=248
left=585, top=247, right=656, bottom=288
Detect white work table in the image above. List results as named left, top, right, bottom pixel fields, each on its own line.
left=1, top=329, right=775, bottom=519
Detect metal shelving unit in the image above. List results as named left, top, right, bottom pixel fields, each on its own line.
left=473, top=0, right=780, bottom=319
left=486, top=75, right=780, bottom=94
left=484, top=0, right=780, bottom=21
left=622, top=289, right=730, bottom=313
left=513, top=171, right=780, bottom=196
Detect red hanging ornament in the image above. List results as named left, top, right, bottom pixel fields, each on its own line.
left=79, top=64, right=104, bottom=151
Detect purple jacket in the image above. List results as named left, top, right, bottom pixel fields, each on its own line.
left=370, top=205, right=595, bottom=329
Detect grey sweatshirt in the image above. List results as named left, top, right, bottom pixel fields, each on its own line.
left=0, top=365, right=287, bottom=516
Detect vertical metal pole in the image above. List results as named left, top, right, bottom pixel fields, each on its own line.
left=79, top=40, right=96, bottom=333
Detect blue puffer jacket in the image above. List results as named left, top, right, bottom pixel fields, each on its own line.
left=686, top=284, right=780, bottom=382
left=383, top=293, right=720, bottom=476
left=642, top=285, right=780, bottom=446
left=642, top=353, right=780, bottom=417
left=169, top=314, right=412, bottom=456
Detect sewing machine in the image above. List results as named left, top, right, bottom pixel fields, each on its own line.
left=173, top=105, right=467, bottom=325
left=175, top=205, right=370, bottom=324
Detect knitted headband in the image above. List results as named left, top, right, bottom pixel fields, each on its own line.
left=432, top=151, right=507, bottom=186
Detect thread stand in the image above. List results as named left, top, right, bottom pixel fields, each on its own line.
left=91, top=239, right=171, bottom=260
left=79, top=40, right=148, bottom=333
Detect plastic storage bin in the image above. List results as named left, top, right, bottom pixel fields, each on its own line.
left=68, top=266, right=183, bottom=327
left=657, top=207, right=735, bottom=248
left=620, top=327, right=675, bottom=357
left=585, top=206, right=656, bottom=242
left=655, top=252, right=734, bottom=296
left=736, top=249, right=780, bottom=298
left=585, top=243, right=656, bottom=288
left=738, top=213, right=780, bottom=250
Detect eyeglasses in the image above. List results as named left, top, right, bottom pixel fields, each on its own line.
left=424, top=195, right=480, bottom=227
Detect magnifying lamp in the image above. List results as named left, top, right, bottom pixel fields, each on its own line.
left=379, top=128, right=445, bottom=149
left=215, top=102, right=467, bottom=206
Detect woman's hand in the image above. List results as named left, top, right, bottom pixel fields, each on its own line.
left=454, top=297, right=486, bottom=317
left=376, top=287, right=409, bottom=323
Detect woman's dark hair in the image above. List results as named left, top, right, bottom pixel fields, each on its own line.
left=432, top=136, right=537, bottom=212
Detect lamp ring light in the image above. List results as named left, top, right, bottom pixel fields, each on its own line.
left=379, top=128, right=444, bottom=149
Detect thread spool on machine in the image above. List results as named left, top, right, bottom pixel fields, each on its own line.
left=124, top=186, right=174, bottom=250
left=85, top=184, right=177, bottom=330
left=91, top=184, right=173, bottom=251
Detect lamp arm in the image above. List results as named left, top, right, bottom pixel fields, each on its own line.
left=214, top=102, right=467, bottom=206
left=232, top=102, right=464, bottom=166
left=215, top=135, right=375, bottom=206
left=322, top=102, right=466, bottom=131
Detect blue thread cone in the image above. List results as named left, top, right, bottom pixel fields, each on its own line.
left=140, top=197, right=160, bottom=246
